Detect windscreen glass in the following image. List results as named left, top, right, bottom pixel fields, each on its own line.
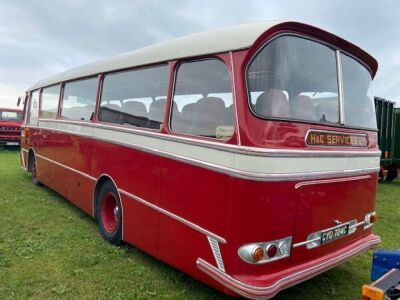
left=0, top=111, right=22, bottom=121
left=341, top=53, right=376, bottom=129
left=247, top=35, right=339, bottom=124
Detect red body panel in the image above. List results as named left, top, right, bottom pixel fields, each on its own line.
left=20, top=22, right=381, bottom=299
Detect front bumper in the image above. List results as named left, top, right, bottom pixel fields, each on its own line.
left=197, top=233, right=380, bottom=299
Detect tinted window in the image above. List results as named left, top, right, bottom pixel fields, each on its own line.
left=41, top=85, right=60, bottom=119
left=29, top=90, right=40, bottom=125
left=247, top=36, right=339, bottom=124
left=99, top=65, right=169, bottom=129
left=170, top=60, right=234, bottom=140
left=61, top=78, right=97, bottom=121
left=342, top=53, right=376, bottom=129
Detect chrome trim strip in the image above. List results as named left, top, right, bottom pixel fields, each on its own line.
left=295, top=174, right=372, bottom=189
left=119, top=189, right=226, bottom=244
left=293, top=219, right=367, bottom=249
left=20, top=149, right=27, bottom=170
left=197, top=237, right=380, bottom=299
left=293, top=238, right=319, bottom=248
left=229, top=51, right=241, bottom=146
left=31, top=121, right=381, bottom=158
left=28, top=125, right=380, bottom=182
left=207, top=236, right=225, bottom=272
left=336, top=50, right=345, bottom=125
left=26, top=151, right=226, bottom=244
left=35, top=153, right=97, bottom=182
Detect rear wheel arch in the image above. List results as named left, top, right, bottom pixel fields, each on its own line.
left=27, top=148, right=36, bottom=173
left=93, top=175, right=120, bottom=217
left=27, top=148, right=41, bottom=186
left=93, top=175, right=123, bottom=245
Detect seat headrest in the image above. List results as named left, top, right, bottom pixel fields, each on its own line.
left=148, top=98, right=166, bottom=122
left=291, top=95, right=317, bottom=121
left=122, top=101, right=147, bottom=117
left=191, top=97, right=226, bottom=136
left=255, top=89, right=289, bottom=118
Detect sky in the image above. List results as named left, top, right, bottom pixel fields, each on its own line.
left=1, top=0, right=399, bottom=108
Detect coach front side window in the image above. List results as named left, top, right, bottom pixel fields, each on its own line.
left=99, top=65, right=169, bottom=129
left=170, top=59, right=234, bottom=140
left=41, top=84, right=60, bottom=119
left=61, top=78, right=98, bottom=121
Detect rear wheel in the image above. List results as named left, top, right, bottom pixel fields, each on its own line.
left=96, top=181, right=122, bottom=245
left=378, top=167, right=384, bottom=182
left=386, top=166, right=398, bottom=182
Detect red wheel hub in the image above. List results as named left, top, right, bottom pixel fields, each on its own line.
left=101, top=192, right=119, bottom=233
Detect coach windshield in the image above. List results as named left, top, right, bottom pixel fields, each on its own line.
left=247, top=35, right=376, bottom=130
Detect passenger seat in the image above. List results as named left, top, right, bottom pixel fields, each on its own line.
left=255, top=89, right=289, bottom=118
left=190, top=97, right=226, bottom=137
left=122, top=101, right=148, bottom=127
left=147, top=98, right=166, bottom=129
left=99, top=104, right=121, bottom=124
left=291, top=95, right=317, bottom=121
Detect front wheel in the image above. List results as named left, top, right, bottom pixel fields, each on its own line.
left=96, top=181, right=122, bottom=245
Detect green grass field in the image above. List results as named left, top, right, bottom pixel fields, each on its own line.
left=0, top=150, right=398, bottom=299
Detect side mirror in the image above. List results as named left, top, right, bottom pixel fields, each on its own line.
left=17, top=96, right=23, bottom=107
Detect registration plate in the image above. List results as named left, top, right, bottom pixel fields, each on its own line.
left=321, top=223, right=350, bottom=245
left=6, top=142, right=19, bottom=146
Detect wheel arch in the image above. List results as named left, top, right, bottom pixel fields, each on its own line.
left=27, top=147, right=37, bottom=173
left=93, top=174, right=122, bottom=219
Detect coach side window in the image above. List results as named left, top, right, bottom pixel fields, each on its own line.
left=29, top=90, right=40, bottom=126
left=41, top=85, right=60, bottom=119
left=61, top=78, right=98, bottom=121
left=99, top=65, right=169, bottom=129
left=170, top=59, right=234, bottom=140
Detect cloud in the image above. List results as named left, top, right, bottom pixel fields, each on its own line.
left=0, top=0, right=399, bottom=108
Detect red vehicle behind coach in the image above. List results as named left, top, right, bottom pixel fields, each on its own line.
left=20, top=21, right=380, bottom=299
left=0, top=107, right=22, bottom=147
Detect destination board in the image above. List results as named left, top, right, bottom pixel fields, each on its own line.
left=306, top=131, right=367, bottom=147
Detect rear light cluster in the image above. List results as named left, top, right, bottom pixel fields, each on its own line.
left=364, top=212, right=378, bottom=229
left=238, top=237, right=292, bottom=264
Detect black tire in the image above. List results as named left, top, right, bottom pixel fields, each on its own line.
left=29, top=153, right=42, bottom=186
left=385, top=166, right=398, bottom=182
left=95, top=181, right=122, bottom=245
left=378, top=167, right=384, bottom=183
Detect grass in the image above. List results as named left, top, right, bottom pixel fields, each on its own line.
left=0, top=149, right=398, bottom=299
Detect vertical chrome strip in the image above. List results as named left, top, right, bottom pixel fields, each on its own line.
left=207, top=236, right=225, bottom=272
left=229, top=51, right=241, bottom=145
left=336, top=50, right=345, bottom=125
left=20, top=149, right=27, bottom=170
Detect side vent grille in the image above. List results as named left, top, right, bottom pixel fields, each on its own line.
left=207, top=236, right=225, bottom=272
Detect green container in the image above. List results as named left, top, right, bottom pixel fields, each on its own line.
left=392, top=108, right=400, bottom=165
left=375, top=97, right=398, bottom=181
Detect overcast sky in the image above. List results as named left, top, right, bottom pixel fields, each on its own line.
left=1, top=0, right=399, bottom=108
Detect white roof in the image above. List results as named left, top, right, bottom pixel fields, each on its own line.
left=27, top=20, right=284, bottom=91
